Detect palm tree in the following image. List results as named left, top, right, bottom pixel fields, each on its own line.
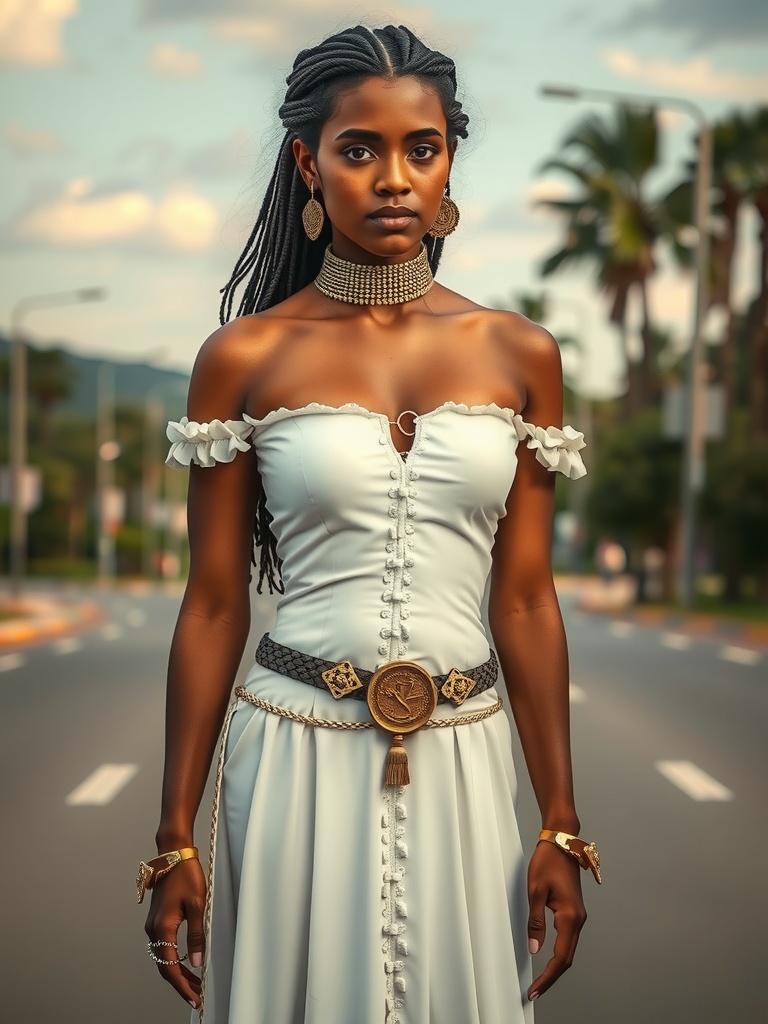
left=745, top=107, right=768, bottom=434
left=536, top=105, right=663, bottom=414
left=664, top=111, right=756, bottom=421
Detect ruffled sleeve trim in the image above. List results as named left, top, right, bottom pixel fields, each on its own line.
left=511, top=416, right=587, bottom=480
left=165, top=416, right=254, bottom=468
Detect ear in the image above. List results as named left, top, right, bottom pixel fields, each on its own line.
left=293, top=138, right=319, bottom=190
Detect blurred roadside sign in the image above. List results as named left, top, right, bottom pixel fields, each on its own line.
left=102, top=486, right=125, bottom=535
left=0, top=466, right=42, bottom=512
left=662, top=384, right=724, bottom=440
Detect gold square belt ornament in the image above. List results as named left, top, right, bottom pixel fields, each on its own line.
left=440, top=669, right=477, bottom=706
left=321, top=660, right=364, bottom=699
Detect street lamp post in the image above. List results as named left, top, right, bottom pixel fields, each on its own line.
left=540, top=84, right=712, bottom=608
left=7, top=288, right=107, bottom=598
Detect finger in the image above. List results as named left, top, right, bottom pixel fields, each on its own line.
left=185, top=893, right=206, bottom=971
left=528, top=952, right=571, bottom=1001
left=147, top=927, right=202, bottom=1009
left=526, top=881, right=547, bottom=957
left=528, top=902, right=587, bottom=1000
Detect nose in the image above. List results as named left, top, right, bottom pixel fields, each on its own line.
left=375, top=154, right=411, bottom=197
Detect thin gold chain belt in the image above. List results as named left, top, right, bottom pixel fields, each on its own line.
left=233, top=686, right=503, bottom=729
left=234, top=680, right=504, bottom=787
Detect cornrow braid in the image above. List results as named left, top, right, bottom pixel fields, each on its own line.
left=222, top=24, right=470, bottom=594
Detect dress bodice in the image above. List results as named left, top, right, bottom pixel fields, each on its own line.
left=166, top=403, right=586, bottom=676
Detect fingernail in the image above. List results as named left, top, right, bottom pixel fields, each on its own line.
left=528, top=938, right=539, bottom=954
left=191, top=952, right=202, bottom=968
left=529, top=991, right=539, bottom=1002
left=188, top=999, right=198, bottom=1009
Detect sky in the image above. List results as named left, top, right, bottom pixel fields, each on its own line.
left=1, top=0, right=767, bottom=400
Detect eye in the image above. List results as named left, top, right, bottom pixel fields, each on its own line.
left=342, top=145, right=375, bottom=162
left=410, top=144, right=439, bottom=161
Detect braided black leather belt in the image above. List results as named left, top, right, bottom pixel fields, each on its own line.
left=254, top=633, right=499, bottom=707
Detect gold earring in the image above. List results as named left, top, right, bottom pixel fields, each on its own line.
left=302, top=182, right=324, bottom=241
left=428, top=192, right=460, bottom=238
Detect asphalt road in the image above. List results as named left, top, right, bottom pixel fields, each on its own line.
left=1, top=582, right=765, bottom=1024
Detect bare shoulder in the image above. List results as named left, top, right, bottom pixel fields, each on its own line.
left=479, top=308, right=564, bottom=420
left=187, top=314, right=282, bottom=421
left=486, top=309, right=560, bottom=368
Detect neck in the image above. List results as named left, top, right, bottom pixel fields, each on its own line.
left=314, top=244, right=434, bottom=307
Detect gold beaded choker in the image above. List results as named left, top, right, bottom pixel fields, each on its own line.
left=314, top=244, right=434, bottom=306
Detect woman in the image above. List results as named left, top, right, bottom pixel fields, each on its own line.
left=140, top=24, right=599, bottom=1024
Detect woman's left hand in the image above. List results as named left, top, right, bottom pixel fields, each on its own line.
left=526, top=838, right=588, bottom=1002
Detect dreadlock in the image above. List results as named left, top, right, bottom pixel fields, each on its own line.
left=220, top=24, right=470, bottom=594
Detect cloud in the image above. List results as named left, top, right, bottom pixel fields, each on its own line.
left=0, top=0, right=78, bottom=67
left=142, top=0, right=256, bottom=17
left=612, top=0, right=768, bottom=47
left=603, top=49, right=768, bottom=101
left=8, top=178, right=218, bottom=252
left=140, top=0, right=441, bottom=59
left=4, top=122, right=65, bottom=156
left=147, top=41, right=203, bottom=77
left=182, top=129, right=255, bottom=178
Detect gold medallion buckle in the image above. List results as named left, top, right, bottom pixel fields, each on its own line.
left=321, top=660, right=364, bottom=699
left=366, top=661, right=438, bottom=733
left=366, top=661, right=439, bottom=788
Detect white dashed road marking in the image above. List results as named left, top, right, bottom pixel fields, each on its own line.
left=126, top=609, right=146, bottom=627
left=65, top=764, right=139, bottom=806
left=569, top=684, right=587, bottom=703
left=53, top=637, right=83, bottom=655
left=609, top=621, right=635, bottom=638
left=719, top=646, right=761, bottom=666
left=662, top=632, right=692, bottom=650
left=101, top=623, right=123, bottom=641
left=0, top=653, right=26, bottom=673
left=655, top=760, right=734, bottom=801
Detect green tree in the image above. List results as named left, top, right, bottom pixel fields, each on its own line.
left=536, top=105, right=665, bottom=414
left=26, top=345, right=76, bottom=448
left=586, top=409, right=681, bottom=598
left=745, top=108, right=768, bottom=434
left=702, top=413, right=768, bottom=601
left=663, top=110, right=765, bottom=422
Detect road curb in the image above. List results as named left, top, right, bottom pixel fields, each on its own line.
left=575, top=597, right=768, bottom=650
left=0, top=598, right=104, bottom=649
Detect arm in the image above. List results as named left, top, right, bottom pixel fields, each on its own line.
left=145, top=322, right=261, bottom=1009
left=488, top=320, right=587, bottom=1001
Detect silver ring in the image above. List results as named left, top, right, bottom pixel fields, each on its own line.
left=394, top=410, right=418, bottom=437
left=147, top=940, right=189, bottom=966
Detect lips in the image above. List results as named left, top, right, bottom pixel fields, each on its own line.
left=368, top=206, right=418, bottom=230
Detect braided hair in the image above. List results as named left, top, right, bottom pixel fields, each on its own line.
left=221, top=24, right=470, bottom=594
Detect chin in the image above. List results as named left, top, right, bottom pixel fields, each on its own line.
left=365, top=234, right=424, bottom=257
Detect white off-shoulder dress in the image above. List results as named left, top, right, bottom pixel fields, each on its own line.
left=165, top=402, right=586, bottom=1024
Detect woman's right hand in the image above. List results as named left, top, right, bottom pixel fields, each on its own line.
left=144, top=859, right=207, bottom=1010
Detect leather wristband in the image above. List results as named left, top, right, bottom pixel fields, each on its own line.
left=538, top=829, right=602, bottom=884
left=136, top=847, right=199, bottom=904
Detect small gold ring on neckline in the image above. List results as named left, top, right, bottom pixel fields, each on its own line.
left=393, top=410, right=418, bottom=436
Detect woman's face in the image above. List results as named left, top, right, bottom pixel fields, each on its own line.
left=296, top=75, right=453, bottom=265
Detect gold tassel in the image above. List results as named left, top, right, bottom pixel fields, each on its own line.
left=384, top=734, right=410, bottom=786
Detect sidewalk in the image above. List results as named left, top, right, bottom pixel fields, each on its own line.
left=559, top=574, right=768, bottom=649
left=0, top=591, right=103, bottom=648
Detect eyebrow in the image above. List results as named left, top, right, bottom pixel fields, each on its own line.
left=334, top=127, right=444, bottom=142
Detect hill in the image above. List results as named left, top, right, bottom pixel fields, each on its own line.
left=0, top=335, right=190, bottom=417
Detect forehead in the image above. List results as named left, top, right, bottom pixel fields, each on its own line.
left=322, top=75, right=447, bottom=137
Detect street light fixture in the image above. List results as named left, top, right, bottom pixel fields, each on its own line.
left=7, top=287, right=107, bottom=598
left=540, top=83, right=712, bottom=608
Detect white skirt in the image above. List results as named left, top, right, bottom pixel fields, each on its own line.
left=196, top=663, right=534, bottom=1024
